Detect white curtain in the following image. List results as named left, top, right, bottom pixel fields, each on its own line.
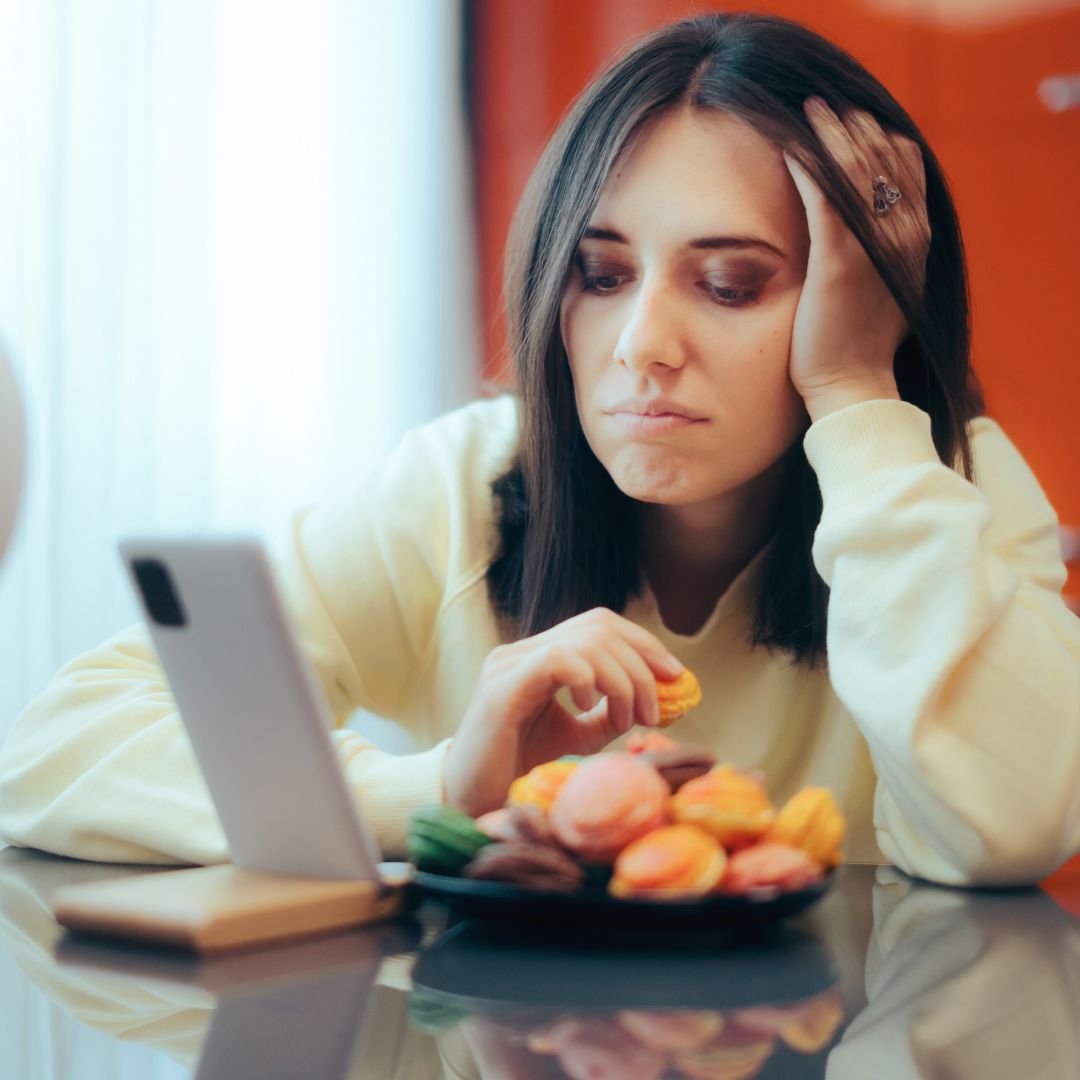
left=0, top=2, right=478, bottom=1072
left=0, top=0, right=479, bottom=733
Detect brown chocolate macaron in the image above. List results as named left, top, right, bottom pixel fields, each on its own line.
left=640, top=746, right=717, bottom=793
left=475, top=803, right=557, bottom=847
left=463, top=841, right=585, bottom=892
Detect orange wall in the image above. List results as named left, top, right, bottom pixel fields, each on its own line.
left=470, top=0, right=1080, bottom=549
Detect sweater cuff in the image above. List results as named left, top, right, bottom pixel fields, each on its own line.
left=332, top=732, right=451, bottom=859
left=803, top=399, right=941, bottom=511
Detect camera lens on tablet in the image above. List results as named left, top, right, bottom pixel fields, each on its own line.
left=131, top=558, right=187, bottom=627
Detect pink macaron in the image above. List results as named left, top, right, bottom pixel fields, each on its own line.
left=549, top=752, right=669, bottom=863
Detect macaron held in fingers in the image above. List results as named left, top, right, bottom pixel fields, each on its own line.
left=654, top=665, right=702, bottom=727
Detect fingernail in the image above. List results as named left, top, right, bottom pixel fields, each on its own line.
left=665, top=652, right=684, bottom=675
left=651, top=701, right=661, bottom=726
left=806, top=95, right=826, bottom=110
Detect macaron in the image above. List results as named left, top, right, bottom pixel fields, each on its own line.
left=722, top=842, right=824, bottom=895
left=764, top=786, right=846, bottom=868
left=406, top=804, right=493, bottom=875
left=475, top=802, right=557, bottom=846
left=626, top=730, right=678, bottom=755
left=609, top=823, right=727, bottom=900
left=640, top=745, right=716, bottom=793
left=549, top=753, right=669, bottom=863
left=507, top=758, right=579, bottom=812
left=655, top=666, right=702, bottom=727
left=669, top=765, right=775, bottom=849
left=463, top=840, right=585, bottom=892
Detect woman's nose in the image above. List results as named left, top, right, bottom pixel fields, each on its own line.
left=613, top=283, right=689, bottom=374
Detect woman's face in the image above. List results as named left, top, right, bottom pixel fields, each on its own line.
left=560, top=107, right=811, bottom=508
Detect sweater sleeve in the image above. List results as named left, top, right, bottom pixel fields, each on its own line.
left=804, top=399, right=1080, bottom=886
left=0, top=403, right=514, bottom=865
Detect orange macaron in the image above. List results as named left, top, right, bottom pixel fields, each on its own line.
left=655, top=666, right=702, bottom=727
left=609, top=823, right=727, bottom=899
left=669, top=765, right=775, bottom=848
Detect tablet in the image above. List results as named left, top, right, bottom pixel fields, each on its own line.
left=118, top=536, right=384, bottom=883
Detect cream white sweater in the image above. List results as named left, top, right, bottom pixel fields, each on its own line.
left=1, top=396, right=1077, bottom=885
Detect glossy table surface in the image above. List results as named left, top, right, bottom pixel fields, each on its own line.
left=2, top=846, right=1079, bottom=1079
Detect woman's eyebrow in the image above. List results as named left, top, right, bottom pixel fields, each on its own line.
left=582, top=225, right=786, bottom=260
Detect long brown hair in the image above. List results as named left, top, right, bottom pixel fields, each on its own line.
left=486, top=11, right=982, bottom=665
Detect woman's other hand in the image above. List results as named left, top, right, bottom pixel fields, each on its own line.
left=442, top=608, right=684, bottom=818
left=783, top=98, right=931, bottom=421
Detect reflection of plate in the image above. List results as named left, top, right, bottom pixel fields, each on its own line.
left=411, top=918, right=838, bottom=1012
left=410, top=869, right=831, bottom=931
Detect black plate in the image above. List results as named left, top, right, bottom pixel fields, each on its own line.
left=410, top=869, right=832, bottom=931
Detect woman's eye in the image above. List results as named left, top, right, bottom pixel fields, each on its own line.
left=581, top=274, right=626, bottom=294
left=575, top=261, right=758, bottom=305
left=701, top=282, right=757, bottom=306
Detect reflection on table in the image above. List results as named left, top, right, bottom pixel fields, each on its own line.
left=829, top=867, right=1080, bottom=1078
left=2, top=849, right=1079, bottom=1079
left=411, top=915, right=843, bottom=1078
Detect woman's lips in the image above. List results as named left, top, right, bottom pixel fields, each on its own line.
left=608, top=412, right=708, bottom=435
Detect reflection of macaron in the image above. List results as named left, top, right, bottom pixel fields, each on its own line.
left=775, top=989, right=845, bottom=1053
left=463, top=840, right=585, bottom=892
left=549, top=753, right=669, bottom=864
left=546, top=1017, right=668, bottom=1080
left=733, top=988, right=844, bottom=1053
left=722, top=842, right=824, bottom=896
left=610, top=824, right=727, bottom=900
left=673, top=1021, right=776, bottom=1080
left=655, top=666, right=702, bottom=727
left=669, top=766, right=774, bottom=848
left=616, top=1010, right=725, bottom=1053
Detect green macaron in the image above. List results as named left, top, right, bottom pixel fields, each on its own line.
left=406, top=803, right=493, bottom=876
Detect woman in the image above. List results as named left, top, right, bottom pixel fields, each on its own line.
left=1, top=13, right=1077, bottom=886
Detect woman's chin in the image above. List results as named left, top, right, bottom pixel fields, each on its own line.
left=608, top=462, right=695, bottom=505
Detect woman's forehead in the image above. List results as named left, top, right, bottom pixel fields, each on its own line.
left=590, top=108, right=806, bottom=255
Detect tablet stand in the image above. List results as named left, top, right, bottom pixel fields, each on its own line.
left=52, top=864, right=402, bottom=953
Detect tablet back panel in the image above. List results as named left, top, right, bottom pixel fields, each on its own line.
left=118, top=537, right=382, bottom=881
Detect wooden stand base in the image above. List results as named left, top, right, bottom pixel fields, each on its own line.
left=52, top=864, right=401, bottom=954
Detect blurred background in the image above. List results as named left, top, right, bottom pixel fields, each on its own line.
left=0, top=0, right=480, bottom=746
left=1, top=0, right=1078, bottom=741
